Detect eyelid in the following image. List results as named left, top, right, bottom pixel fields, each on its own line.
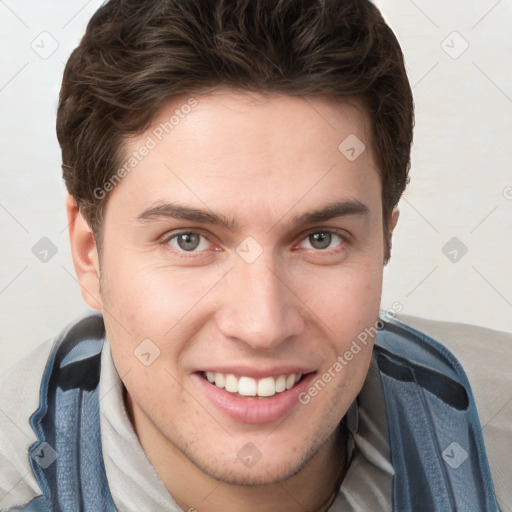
left=161, top=227, right=212, bottom=243
left=297, top=225, right=351, bottom=241
left=158, top=228, right=214, bottom=251
left=295, top=228, right=348, bottom=251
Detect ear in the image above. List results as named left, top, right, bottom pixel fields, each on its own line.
left=65, top=195, right=102, bottom=310
left=390, top=207, right=400, bottom=233
left=383, top=208, right=400, bottom=265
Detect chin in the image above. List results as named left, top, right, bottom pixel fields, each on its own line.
left=196, top=458, right=304, bottom=487
left=181, top=425, right=333, bottom=487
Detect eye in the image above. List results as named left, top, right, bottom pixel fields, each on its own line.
left=298, top=231, right=344, bottom=251
left=167, top=231, right=212, bottom=252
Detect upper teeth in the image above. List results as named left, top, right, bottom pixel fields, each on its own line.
left=205, top=372, right=302, bottom=397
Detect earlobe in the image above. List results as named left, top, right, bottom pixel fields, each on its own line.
left=65, top=195, right=102, bottom=310
left=390, top=208, right=400, bottom=233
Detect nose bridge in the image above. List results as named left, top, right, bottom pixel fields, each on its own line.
left=216, top=254, right=304, bottom=349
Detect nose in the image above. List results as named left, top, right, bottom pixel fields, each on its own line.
left=215, top=256, right=305, bottom=351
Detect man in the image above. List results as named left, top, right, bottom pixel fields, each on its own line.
left=0, top=0, right=510, bottom=511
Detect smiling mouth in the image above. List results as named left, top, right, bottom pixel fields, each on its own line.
left=201, top=371, right=307, bottom=398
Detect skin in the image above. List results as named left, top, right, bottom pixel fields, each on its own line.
left=67, top=89, right=399, bottom=512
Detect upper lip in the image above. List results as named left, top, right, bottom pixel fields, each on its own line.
left=195, top=365, right=316, bottom=379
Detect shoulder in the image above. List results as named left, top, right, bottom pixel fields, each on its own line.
left=0, top=337, right=55, bottom=510
left=396, top=314, right=512, bottom=512
left=395, top=314, right=512, bottom=425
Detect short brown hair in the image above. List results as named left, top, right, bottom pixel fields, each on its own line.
left=57, top=0, right=414, bottom=261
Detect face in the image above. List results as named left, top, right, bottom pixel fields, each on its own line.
left=88, top=90, right=385, bottom=487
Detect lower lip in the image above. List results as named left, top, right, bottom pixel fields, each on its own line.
left=195, top=372, right=317, bottom=424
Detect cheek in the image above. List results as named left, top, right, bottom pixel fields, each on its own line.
left=294, top=260, right=382, bottom=395
left=98, top=256, right=234, bottom=387
left=295, top=260, right=382, bottom=333
left=100, top=252, right=221, bottom=337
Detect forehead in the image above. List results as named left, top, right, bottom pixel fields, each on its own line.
left=145, top=89, right=374, bottom=168
left=108, top=90, right=381, bottom=227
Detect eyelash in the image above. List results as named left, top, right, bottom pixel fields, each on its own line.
left=162, top=229, right=347, bottom=257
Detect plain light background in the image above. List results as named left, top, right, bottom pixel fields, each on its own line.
left=1, top=0, right=511, bottom=376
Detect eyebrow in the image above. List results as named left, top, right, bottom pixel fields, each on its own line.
left=136, top=199, right=369, bottom=231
